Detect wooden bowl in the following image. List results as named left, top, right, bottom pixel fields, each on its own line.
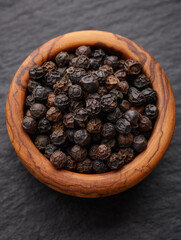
left=6, top=30, right=176, bottom=198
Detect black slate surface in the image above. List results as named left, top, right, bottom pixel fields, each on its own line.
left=1, top=0, right=181, bottom=239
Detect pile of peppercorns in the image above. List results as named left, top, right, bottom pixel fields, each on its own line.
left=22, top=45, right=158, bottom=173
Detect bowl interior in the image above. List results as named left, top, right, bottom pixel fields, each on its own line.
left=6, top=30, right=176, bottom=197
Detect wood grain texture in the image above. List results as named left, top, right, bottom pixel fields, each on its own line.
left=6, top=30, right=176, bottom=198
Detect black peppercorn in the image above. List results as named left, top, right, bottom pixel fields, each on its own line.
left=106, top=107, right=122, bottom=123
left=89, top=58, right=102, bottom=70
left=104, top=55, right=119, bottom=69
left=33, top=86, right=48, bottom=102
left=128, top=87, right=145, bottom=106
left=69, top=100, right=85, bottom=112
left=93, top=160, right=107, bottom=173
left=114, top=69, right=127, bottom=81
left=68, top=68, right=86, bottom=84
left=44, top=144, right=57, bottom=159
left=133, top=74, right=150, bottom=89
left=28, top=79, right=40, bottom=93
left=25, top=94, right=35, bottom=107
left=64, top=156, right=76, bottom=171
left=25, top=109, right=32, bottom=117
left=98, top=86, right=108, bottom=96
left=42, top=61, right=57, bottom=73
left=75, top=46, right=91, bottom=57
left=29, top=65, right=44, bottom=80
left=44, top=71, right=61, bottom=86
left=110, top=89, right=123, bottom=102
left=80, top=74, right=99, bottom=93
left=53, top=77, right=72, bottom=95
left=130, top=105, right=145, bottom=114
left=63, top=113, right=75, bottom=128
left=66, top=129, right=76, bottom=142
left=54, top=94, right=70, bottom=110
left=22, top=116, right=37, bottom=134
left=101, top=123, right=116, bottom=139
left=50, top=129, right=67, bottom=146
left=73, top=55, right=90, bottom=69
left=30, top=103, right=47, bottom=119
left=92, top=48, right=106, bottom=59
left=74, top=108, right=88, bottom=127
left=50, top=150, right=67, bottom=169
left=124, top=59, right=142, bottom=75
left=105, top=75, right=119, bottom=90
left=55, top=51, right=70, bottom=67
left=68, top=85, right=82, bottom=100
left=117, top=133, right=133, bottom=148
left=74, top=129, right=90, bottom=146
left=99, top=65, right=114, bottom=76
left=117, top=80, right=129, bottom=94
left=86, top=118, right=102, bottom=133
left=96, top=144, right=111, bottom=161
left=51, top=121, right=64, bottom=132
left=101, top=94, right=117, bottom=112
left=86, top=98, right=101, bottom=116
left=124, top=110, right=140, bottom=127
left=142, top=88, right=157, bottom=103
left=93, top=70, right=107, bottom=84
left=145, top=104, right=158, bottom=119
left=46, top=92, right=55, bottom=108
left=69, top=145, right=87, bottom=162
left=139, top=115, right=152, bottom=132
left=38, top=117, right=51, bottom=133
left=118, top=148, right=134, bottom=163
left=77, top=158, right=93, bottom=173
left=101, top=138, right=116, bottom=149
left=35, top=135, right=50, bottom=152
left=116, top=118, right=131, bottom=134
left=57, top=67, right=67, bottom=76
left=107, top=153, right=124, bottom=170
left=133, top=135, right=147, bottom=152
left=46, top=107, right=62, bottom=122
left=88, top=145, right=98, bottom=160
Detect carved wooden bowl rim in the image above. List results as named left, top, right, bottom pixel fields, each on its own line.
left=6, top=30, right=176, bottom=198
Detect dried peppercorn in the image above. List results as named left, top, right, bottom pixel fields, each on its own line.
left=51, top=121, right=64, bottom=132
left=105, top=75, right=119, bottom=90
left=33, top=86, right=48, bottom=102
left=145, top=104, right=158, bottom=119
left=130, top=105, right=144, bottom=114
left=46, top=92, right=56, bottom=108
left=119, top=100, right=131, bottom=112
left=28, top=79, right=40, bottom=93
left=93, top=160, right=107, bottom=173
left=107, top=153, right=124, bottom=170
left=98, top=86, right=108, bottom=96
left=80, top=74, right=99, bottom=93
left=55, top=51, right=70, bottom=67
left=101, top=94, right=117, bottom=112
left=99, top=65, right=114, bottom=76
left=50, top=129, right=67, bottom=146
left=133, top=74, right=150, bottom=89
left=117, top=133, right=133, bottom=147
left=90, top=58, right=102, bottom=70
left=44, top=71, right=61, bottom=86
left=128, top=87, right=145, bottom=106
left=25, top=109, right=32, bottom=117
left=46, top=107, right=62, bottom=122
left=114, top=69, right=127, bottom=81
left=68, top=68, right=86, bottom=84
left=87, top=93, right=101, bottom=101
left=73, top=55, right=90, bottom=69
left=88, top=145, right=98, bottom=160
left=22, top=116, right=37, bottom=134
left=69, top=145, right=87, bottom=162
left=35, top=135, right=50, bottom=152
left=101, top=123, right=116, bottom=139
left=124, top=59, right=142, bottom=75
left=68, top=85, right=82, bottom=100
left=66, top=129, right=76, bottom=142
left=117, top=80, right=129, bottom=94
left=104, top=56, right=119, bottom=69
left=124, top=110, right=140, bottom=127
left=110, top=89, right=123, bottom=102
left=93, top=70, right=107, bottom=84
left=30, top=103, right=46, bottom=119
left=86, top=118, right=102, bottom=133
left=86, top=98, right=101, bottom=116
left=38, top=117, right=51, bottom=133
left=29, top=65, right=44, bottom=80
left=101, top=138, right=116, bottom=149
left=133, top=135, right=147, bottom=152
left=53, top=77, right=72, bottom=94
left=54, top=94, right=70, bottom=110
left=77, top=158, right=93, bottom=173
left=96, top=144, right=111, bottom=161
left=25, top=95, right=35, bottom=107
left=42, top=61, right=57, bottom=73
left=107, top=107, right=122, bottom=123
left=69, top=100, right=85, bottom=112
left=139, top=115, right=152, bottom=132
left=44, top=144, right=57, bottom=159
left=92, top=49, right=106, bottom=59
left=117, top=59, right=126, bottom=69
left=50, top=150, right=67, bottom=169
left=75, top=45, right=91, bottom=57
left=74, top=108, right=88, bottom=127
left=118, top=148, right=134, bottom=163
left=64, top=156, right=76, bottom=170
left=142, top=88, right=157, bottom=103
left=116, top=118, right=131, bottom=134
left=57, top=67, right=67, bottom=76
left=63, top=113, right=75, bottom=128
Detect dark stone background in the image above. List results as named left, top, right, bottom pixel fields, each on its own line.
left=1, top=0, right=181, bottom=239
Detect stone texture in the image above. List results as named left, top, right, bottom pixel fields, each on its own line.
left=0, top=0, right=181, bottom=239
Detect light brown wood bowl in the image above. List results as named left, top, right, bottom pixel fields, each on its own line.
left=6, top=30, right=176, bottom=198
